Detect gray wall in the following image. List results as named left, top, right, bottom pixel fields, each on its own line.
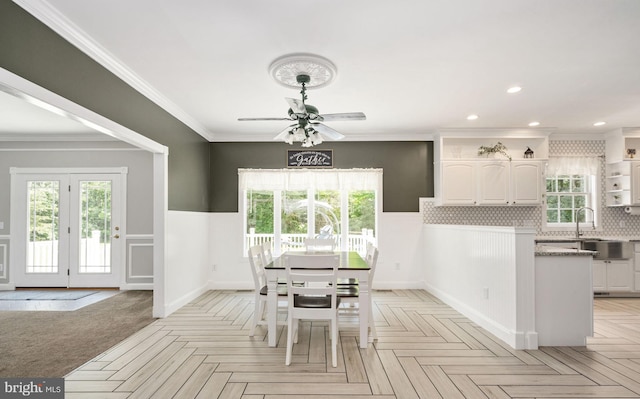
left=0, top=144, right=154, bottom=234
left=0, top=143, right=154, bottom=284
left=0, top=1, right=210, bottom=212
left=210, top=141, right=434, bottom=212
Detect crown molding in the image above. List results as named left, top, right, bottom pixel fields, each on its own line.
left=14, top=0, right=215, bottom=142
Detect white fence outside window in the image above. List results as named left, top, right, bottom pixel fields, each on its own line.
left=246, top=229, right=375, bottom=256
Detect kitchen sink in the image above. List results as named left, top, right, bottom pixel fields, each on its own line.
left=579, top=239, right=633, bottom=260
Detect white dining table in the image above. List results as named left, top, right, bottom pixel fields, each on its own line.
left=264, top=251, right=372, bottom=349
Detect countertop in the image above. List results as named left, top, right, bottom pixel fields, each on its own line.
left=535, top=244, right=597, bottom=257
left=536, top=236, right=640, bottom=243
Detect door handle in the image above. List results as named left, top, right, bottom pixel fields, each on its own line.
left=114, top=234, right=120, bottom=239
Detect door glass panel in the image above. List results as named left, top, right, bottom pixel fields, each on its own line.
left=79, top=181, right=112, bottom=273
left=26, top=181, right=59, bottom=273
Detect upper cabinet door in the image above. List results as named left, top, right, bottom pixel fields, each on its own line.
left=440, top=161, right=476, bottom=205
left=511, top=162, right=543, bottom=205
left=477, top=162, right=510, bottom=205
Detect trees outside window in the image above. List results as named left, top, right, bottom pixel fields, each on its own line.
left=545, top=174, right=595, bottom=226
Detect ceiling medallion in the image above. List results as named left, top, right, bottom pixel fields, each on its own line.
left=269, top=53, right=337, bottom=90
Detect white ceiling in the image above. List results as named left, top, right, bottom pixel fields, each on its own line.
left=8, top=0, right=640, bottom=142
left=0, top=89, right=108, bottom=140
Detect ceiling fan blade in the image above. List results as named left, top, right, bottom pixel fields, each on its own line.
left=273, top=124, right=297, bottom=140
left=285, top=97, right=307, bottom=115
left=319, top=112, right=366, bottom=122
left=238, top=117, right=292, bottom=121
left=312, top=123, right=345, bottom=140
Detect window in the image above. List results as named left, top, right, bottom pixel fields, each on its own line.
left=544, top=157, right=600, bottom=230
left=240, top=169, right=381, bottom=255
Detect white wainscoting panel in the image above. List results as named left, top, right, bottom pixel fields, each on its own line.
left=423, top=224, right=537, bottom=349
left=164, top=210, right=211, bottom=315
left=0, top=238, right=8, bottom=281
left=125, top=234, right=153, bottom=288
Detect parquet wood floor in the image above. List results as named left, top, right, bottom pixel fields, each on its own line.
left=64, top=290, right=640, bottom=398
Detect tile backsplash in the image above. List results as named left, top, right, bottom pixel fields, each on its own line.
left=422, top=140, right=640, bottom=237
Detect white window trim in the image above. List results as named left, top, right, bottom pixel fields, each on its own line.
left=541, top=164, right=602, bottom=233
left=239, top=168, right=382, bottom=256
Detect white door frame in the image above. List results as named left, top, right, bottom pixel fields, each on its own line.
left=10, top=168, right=127, bottom=288
left=68, top=172, right=125, bottom=287
left=1, top=68, right=169, bottom=316
left=11, top=173, right=70, bottom=287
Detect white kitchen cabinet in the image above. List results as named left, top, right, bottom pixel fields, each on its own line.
left=605, top=131, right=640, bottom=206
left=440, top=161, right=476, bottom=205
left=592, top=260, right=607, bottom=291
left=477, top=162, right=510, bottom=205
left=593, top=259, right=633, bottom=292
left=511, top=161, right=544, bottom=205
left=434, top=131, right=550, bottom=206
left=605, top=162, right=631, bottom=207
left=438, top=160, right=543, bottom=206
left=634, top=243, right=640, bottom=292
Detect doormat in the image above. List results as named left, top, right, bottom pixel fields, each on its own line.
left=0, top=290, right=97, bottom=300
left=0, top=290, right=120, bottom=311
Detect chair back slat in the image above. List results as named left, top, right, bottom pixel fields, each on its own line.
left=365, top=243, right=379, bottom=281
left=304, top=238, right=336, bottom=253
left=262, top=241, right=274, bottom=264
left=285, top=253, right=340, bottom=310
left=248, top=244, right=266, bottom=291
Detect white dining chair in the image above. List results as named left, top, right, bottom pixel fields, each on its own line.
left=284, top=252, right=341, bottom=367
left=261, top=241, right=274, bottom=264
left=248, top=244, right=287, bottom=336
left=337, top=243, right=379, bottom=340
left=304, top=238, right=336, bottom=253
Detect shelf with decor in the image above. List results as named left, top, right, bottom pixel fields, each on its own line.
left=606, top=162, right=631, bottom=206
left=605, top=128, right=640, bottom=162
left=435, top=130, right=550, bottom=161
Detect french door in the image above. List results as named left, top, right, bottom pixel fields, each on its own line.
left=12, top=170, right=124, bottom=287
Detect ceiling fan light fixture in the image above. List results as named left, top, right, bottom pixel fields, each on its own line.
left=310, top=130, right=323, bottom=146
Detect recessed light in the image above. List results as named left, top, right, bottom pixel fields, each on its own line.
left=528, top=121, right=540, bottom=127
left=467, top=114, right=479, bottom=120
left=507, top=86, right=522, bottom=94
left=593, top=121, right=606, bottom=127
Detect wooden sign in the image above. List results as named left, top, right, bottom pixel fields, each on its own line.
left=287, top=150, right=333, bottom=168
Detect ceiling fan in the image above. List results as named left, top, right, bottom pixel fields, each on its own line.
left=238, top=74, right=366, bottom=147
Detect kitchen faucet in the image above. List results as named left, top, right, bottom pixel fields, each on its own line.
left=575, top=207, right=595, bottom=239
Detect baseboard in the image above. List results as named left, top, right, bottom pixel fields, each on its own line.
left=424, top=282, right=531, bottom=350
left=163, top=284, right=209, bottom=316
left=0, top=283, right=16, bottom=291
